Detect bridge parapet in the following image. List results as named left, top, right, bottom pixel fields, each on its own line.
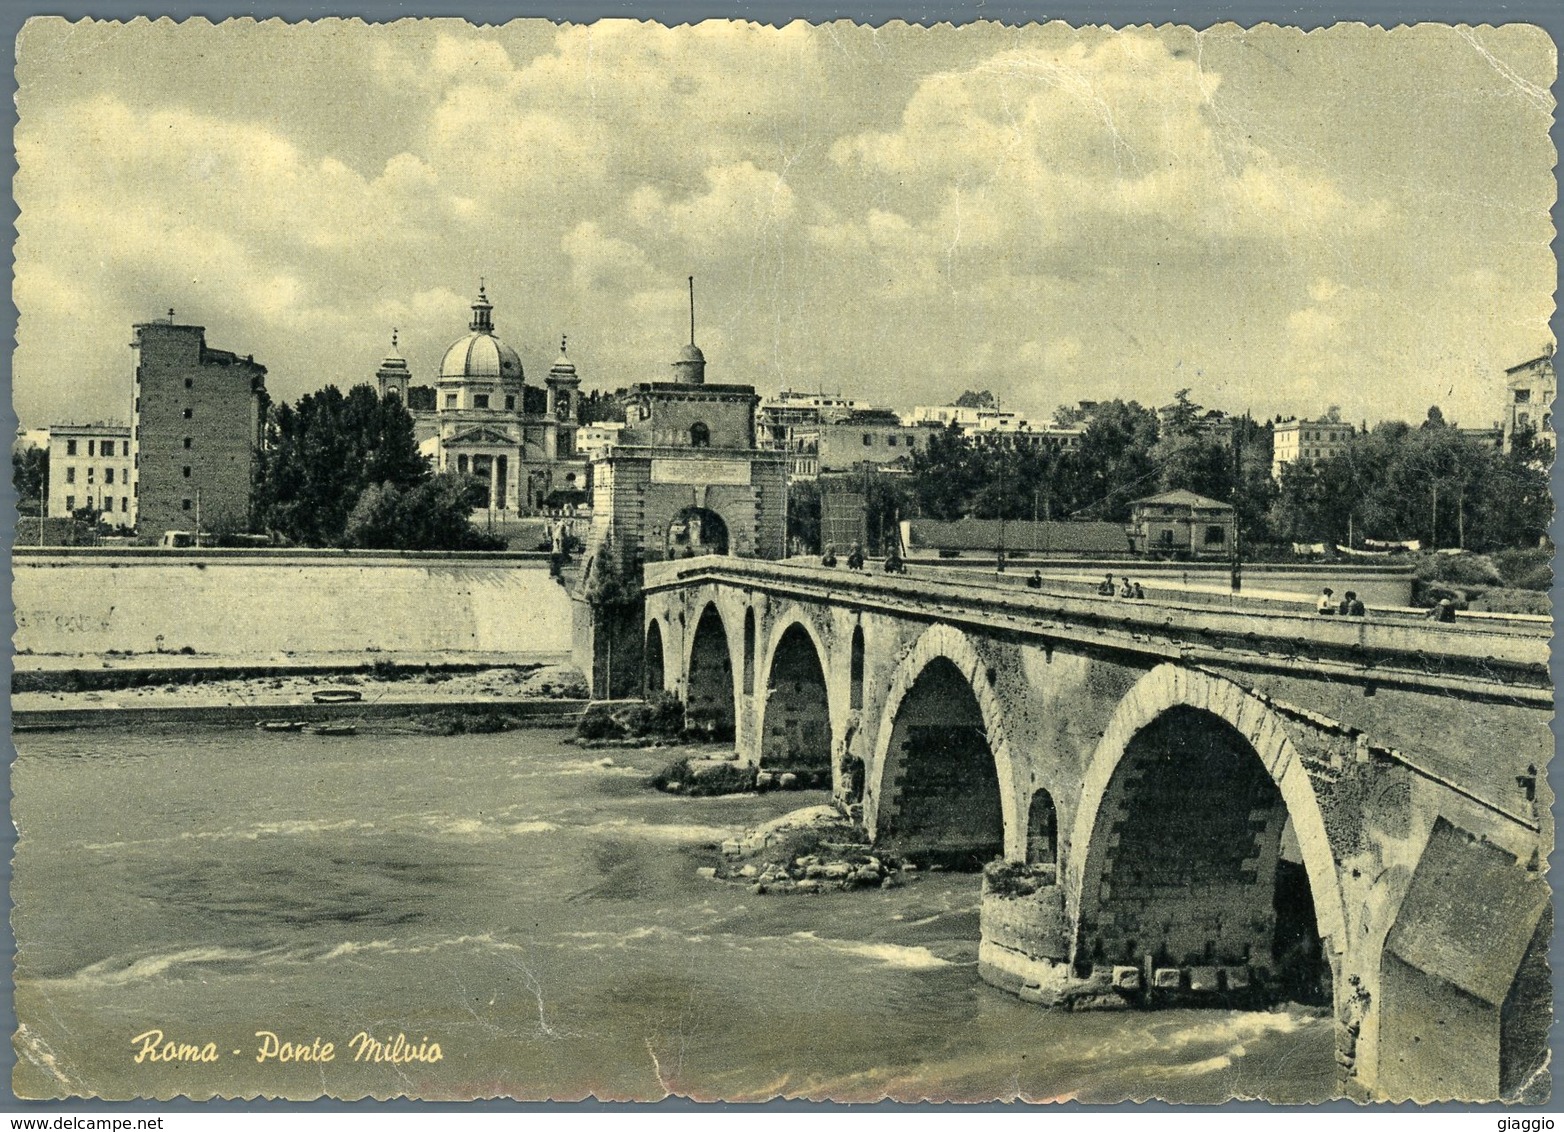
left=643, top=557, right=1548, bottom=695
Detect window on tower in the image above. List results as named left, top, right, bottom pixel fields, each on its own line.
left=474, top=394, right=490, bottom=409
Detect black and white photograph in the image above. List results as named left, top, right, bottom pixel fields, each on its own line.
left=7, top=15, right=1556, bottom=1105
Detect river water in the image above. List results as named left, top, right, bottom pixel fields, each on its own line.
left=12, top=723, right=1335, bottom=1103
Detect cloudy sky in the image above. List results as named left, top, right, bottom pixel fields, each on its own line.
left=14, top=18, right=1557, bottom=431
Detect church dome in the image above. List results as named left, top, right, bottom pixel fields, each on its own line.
left=439, top=284, right=524, bottom=382
left=675, top=342, right=705, bottom=364
left=441, top=333, right=523, bottom=381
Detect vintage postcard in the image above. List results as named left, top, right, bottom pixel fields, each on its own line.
left=9, top=16, right=1556, bottom=1105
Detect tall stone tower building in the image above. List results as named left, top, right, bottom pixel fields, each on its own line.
left=131, top=315, right=267, bottom=538
left=584, top=279, right=788, bottom=575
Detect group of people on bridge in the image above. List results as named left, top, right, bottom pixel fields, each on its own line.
left=1097, top=573, right=1146, bottom=601
left=820, top=544, right=907, bottom=575
left=1317, top=587, right=1367, bottom=617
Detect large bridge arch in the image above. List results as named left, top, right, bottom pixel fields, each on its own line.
left=754, top=606, right=838, bottom=779
left=864, top=623, right=1024, bottom=863
left=683, top=600, right=738, bottom=740
left=1068, top=665, right=1348, bottom=997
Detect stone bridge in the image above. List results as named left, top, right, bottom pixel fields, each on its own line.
left=640, top=557, right=1553, bottom=1102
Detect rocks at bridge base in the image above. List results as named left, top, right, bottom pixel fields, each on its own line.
left=697, top=803, right=923, bottom=894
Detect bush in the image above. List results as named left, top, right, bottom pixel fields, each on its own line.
left=1413, top=581, right=1469, bottom=609
left=576, top=692, right=684, bottom=742
left=982, top=859, right=1057, bottom=898
left=576, top=703, right=625, bottom=741
left=649, top=757, right=758, bottom=796
left=1494, top=547, right=1553, bottom=591
left=1417, top=552, right=1500, bottom=588
left=1469, top=587, right=1552, bottom=616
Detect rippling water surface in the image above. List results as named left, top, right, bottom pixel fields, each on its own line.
left=12, top=724, right=1334, bottom=1102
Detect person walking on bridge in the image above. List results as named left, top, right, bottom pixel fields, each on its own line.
left=1098, top=572, right=1116, bottom=596
left=1316, top=587, right=1336, bottom=615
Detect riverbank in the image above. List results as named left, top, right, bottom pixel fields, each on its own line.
left=11, top=661, right=590, bottom=730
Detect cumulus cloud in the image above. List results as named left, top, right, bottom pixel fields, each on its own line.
left=11, top=19, right=1554, bottom=430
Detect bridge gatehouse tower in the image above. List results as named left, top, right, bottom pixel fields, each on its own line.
left=572, top=280, right=788, bottom=696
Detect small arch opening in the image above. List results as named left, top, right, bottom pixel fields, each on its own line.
left=644, top=620, right=666, bottom=697
left=689, top=421, right=711, bottom=447
left=743, top=609, right=756, bottom=694
left=1025, top=788, right=1057, bottom=866
left=849, top=625, right=866, bottom=711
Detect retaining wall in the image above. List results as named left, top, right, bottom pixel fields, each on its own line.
left=13, top=550, right=575, bottom=659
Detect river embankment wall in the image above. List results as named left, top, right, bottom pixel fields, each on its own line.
left=13, top=549, right=576, bottom=659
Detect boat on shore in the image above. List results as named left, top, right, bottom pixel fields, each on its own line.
left=310, top=722, right=359, bottom=737
left=312, top=689, right=364, bottom=704
left=257, top=720, right=308, bottom=733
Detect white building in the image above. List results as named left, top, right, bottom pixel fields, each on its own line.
left=1502, top=353, right=1555, bottom=455
left=47, top=423, right=135, bottom=528
left=575, top=421, right=626, bottom=458
left=1272, top=415, right=1355, bottom=479
left=905, top=405, right=1083, bottom=452
left=906, top=404, right=1024, bottom=430
left=756, top=389, right=870, bottom=450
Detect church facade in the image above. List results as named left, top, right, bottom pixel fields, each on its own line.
left=375, top=285, right=588, bottom=518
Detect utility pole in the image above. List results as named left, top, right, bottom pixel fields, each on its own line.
left=1230, top=416, right=1244, bottom=593
left=1431, top=483, right=1438, bottom=549
left=996, top=443, right=1008, bottom=574
left=194, top=487, right=202, bottom=548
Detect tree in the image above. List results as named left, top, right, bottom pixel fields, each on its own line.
left=345, top=475, right=506, bottom=551
left=954, top=390, right=997, bottom=409
left=12, top=446, right=47, bottom=515
left=579, top=389, right=627, bottom=425
left=255, top=384, right=495, bottom=550
left=1266, top=419, right=1551, bottom=551
left=1159, top=388, right=1201, bottom=435
left=1062, top=400, right=1160, bottom=521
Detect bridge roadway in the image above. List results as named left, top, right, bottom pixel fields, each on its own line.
left=640, top=556, right=1553, bottom=1102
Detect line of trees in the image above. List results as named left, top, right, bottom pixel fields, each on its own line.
left=1270, top=412, right=1552, bottom=550
left=787, top=393, right=1551, bottom=555
left=252, top=384, right=503, bottom=550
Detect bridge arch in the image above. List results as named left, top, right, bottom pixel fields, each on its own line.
left=755, top=609, right=836, bottom=780
left=684, top=601, right=736, bottom=740
left=865, top=623, right=1023, bottom=863
left=1069, top=664, right=1347, bottom=1000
